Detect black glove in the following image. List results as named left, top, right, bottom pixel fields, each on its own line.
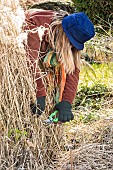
left=30, top=96, right=46, bottom=116
left=55, top=101, right=74, bottom=122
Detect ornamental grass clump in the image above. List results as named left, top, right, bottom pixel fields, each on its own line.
left=0, top=0, right=64, bottom=169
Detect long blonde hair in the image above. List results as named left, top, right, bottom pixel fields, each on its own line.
left=47, top=12, right=81, bottom=74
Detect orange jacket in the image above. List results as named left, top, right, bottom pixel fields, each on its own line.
left=25, top=9, right=80, bottom=104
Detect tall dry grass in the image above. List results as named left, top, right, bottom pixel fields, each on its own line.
left=0, top=0, right=64, bottom=169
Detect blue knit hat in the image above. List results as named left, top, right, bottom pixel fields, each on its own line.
left=62, top=12, right=95, bottom=50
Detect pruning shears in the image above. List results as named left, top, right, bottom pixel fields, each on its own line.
left=44, top=110, right=58, bottom=124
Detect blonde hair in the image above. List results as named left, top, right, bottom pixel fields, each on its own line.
left=47, top=12, right=81, bottom=74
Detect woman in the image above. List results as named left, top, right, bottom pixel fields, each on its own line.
left=24, top=9, right=95, bottom=122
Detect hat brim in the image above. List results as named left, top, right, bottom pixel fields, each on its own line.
left=62, top=25, right=84, bottom=50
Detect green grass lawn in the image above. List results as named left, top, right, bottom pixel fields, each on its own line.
left=79, top=62, right=113, bottom=88
left=71, top=62, right=113, bottom=124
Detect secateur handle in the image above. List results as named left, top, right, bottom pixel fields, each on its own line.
left=49, top=110, right=58, bottom=123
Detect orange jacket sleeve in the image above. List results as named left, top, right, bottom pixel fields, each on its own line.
left=62, top=66, right=80, bottom=104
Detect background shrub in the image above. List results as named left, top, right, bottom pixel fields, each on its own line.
left=71, top=0, right=113, bottom=30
